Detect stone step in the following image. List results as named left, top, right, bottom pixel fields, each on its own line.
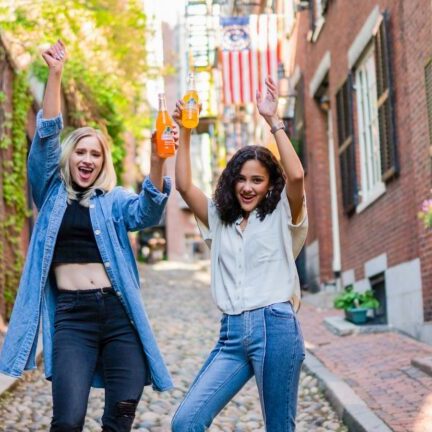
left=324, top=316, right=393, bottom=337
left=411, top=356, right=432, bottom=376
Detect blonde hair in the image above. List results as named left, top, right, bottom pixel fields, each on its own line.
left=60, top=127, right=117, bottom=207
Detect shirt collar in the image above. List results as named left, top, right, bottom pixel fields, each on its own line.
left=235, top=209, right=258, bottom=225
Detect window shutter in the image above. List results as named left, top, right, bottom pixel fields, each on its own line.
left=321, top=0, right=329, bottom=14
left=309, top=0, right=315, bottom=31
left=336, top=74, right=357, bottom=214
left=425, top=60, right=432, bottom=149
left=374, top=11, right=398, bottom=181
left=294, top=76, right=307, bottom=171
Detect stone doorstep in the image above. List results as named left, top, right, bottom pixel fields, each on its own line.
left=411, top=356, right=432, bottom=377
left=324, top=316, right=393, bottom=337
left=0, top=338, right=43, bottom=398
left=304, top=351, right=393, bottom=432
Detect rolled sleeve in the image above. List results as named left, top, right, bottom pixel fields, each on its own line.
left=119, top=176, right=172, bottom=231
left=196, top=200, right=220, bottom=247
left=279, top=187, right=308, bottom=259
left=142, top=176, right=171, bottom=206
left=36, top=110, right=64, bottom=139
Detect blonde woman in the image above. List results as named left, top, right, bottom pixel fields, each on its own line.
left=0, top=40, right=173, bottom=431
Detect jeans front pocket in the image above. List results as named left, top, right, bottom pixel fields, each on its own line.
left=55, top=295, right=78, bottom=313
left=268, top=302, right=294, bottom=319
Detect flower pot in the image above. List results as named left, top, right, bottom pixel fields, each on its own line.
left=345, top=307, right=368, bottom=325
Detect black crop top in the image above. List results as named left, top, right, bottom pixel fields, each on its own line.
left=52, top=198, right=103, bottom=265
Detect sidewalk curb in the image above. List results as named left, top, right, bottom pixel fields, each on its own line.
left=0, top=339, right=43, bottom=398
left=304, top=351, right=393, bottom=432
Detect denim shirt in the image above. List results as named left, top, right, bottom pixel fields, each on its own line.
left=0, top=111, right=173, bottom=391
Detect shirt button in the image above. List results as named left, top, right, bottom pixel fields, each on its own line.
left=130, top=320, right=135, bottom=326
left=104, top=262, right=111, bottom=268
left=116, top=291, right=122, bottom=297
left=89, top=204, right=95, bottom=209
left=94, top=230, right=101, bottom=235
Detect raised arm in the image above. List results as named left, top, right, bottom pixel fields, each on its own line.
left=27, top=40, right=66, bottom=208
left=172, top=100, right=209, bottom=227
left=257, top=76, right=305, bottom=224
left=41, top=39, right=65, bottom=118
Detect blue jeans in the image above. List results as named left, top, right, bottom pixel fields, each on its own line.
left=172, top=302, right=305, bottom=432
left=50, top=289, right=149, bottom=432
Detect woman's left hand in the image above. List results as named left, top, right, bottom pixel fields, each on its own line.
left=150, top=124, right=179, bottom=163
left=256, top=76, right=279, bottom=120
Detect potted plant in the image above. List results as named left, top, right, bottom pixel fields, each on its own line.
left=333, top=286, right=380, bottom=324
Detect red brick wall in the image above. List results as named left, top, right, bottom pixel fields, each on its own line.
left=291, top=1, right=432, bottom=316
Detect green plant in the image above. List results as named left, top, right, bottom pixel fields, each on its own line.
left=334, top=285, right=380, bottom=311
left=0, top=70, right=32, bottom=318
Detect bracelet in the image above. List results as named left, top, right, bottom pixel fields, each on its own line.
left=270, top=120, right=285, bottom=134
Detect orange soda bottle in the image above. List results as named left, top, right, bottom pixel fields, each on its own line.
left=156, top=93, right=175, bottom=158
left=182, top=72, right=199, bottom=129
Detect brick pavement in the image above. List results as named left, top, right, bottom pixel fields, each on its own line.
left=298, top=300, right=432, bottom=432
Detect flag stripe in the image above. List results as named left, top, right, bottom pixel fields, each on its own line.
left=220, top=14, right=278, bottom=105
left=222, top=51, right=232, bottom=104
left=241, top=51, right=251, bottom=103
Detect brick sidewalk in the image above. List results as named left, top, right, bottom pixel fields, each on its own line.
left=298, top=301, right=432, bottom=432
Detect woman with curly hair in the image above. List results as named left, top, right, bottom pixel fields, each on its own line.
left=171, top=76, right=308, bottom=431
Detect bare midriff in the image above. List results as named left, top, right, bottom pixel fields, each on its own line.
left=53, top=263, right=112, bottom=290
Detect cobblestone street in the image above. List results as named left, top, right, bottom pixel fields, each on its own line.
left=0, top=262, right=347, bottom=432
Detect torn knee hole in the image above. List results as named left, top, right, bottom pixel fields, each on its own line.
left=115, top=399, right=138, bottom=418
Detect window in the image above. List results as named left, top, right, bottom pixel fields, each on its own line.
left=354, top=12, right=397, bottom=211
left=336, top=11, right=397, bottom=213
left=355, top=45, right=385, bottom=207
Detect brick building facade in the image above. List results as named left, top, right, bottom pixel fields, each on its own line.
left=285, top=0, right=432, bottom=341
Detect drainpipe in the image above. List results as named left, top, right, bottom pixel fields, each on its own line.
left=327, top=108, right=342, bottom=291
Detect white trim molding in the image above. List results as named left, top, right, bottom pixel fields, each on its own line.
left=291, top=65, right=302, bottom=88
left=348, top=5, right=381, bottom=68
left=309, top=51, right=331, bottom=97
left=365, top=253, right=387, bottom=278
left=342, top=269, right=355, bottom=287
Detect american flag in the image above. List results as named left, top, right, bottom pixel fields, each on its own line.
left=220, top=15, right=279, bottom=105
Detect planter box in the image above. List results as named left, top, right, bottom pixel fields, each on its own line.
left=345, top=308, right=368, bottom=325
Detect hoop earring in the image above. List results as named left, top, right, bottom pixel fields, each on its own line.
left=266, top=189, right=273, bottom=199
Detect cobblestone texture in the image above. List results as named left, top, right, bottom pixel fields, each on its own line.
left=0, top=262, right=347, bottom=431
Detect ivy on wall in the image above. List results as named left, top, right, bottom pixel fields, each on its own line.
left=0, top=71, right=32, bottom=317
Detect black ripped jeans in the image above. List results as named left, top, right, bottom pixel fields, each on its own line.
left=50, top=289, right=149, bottom=432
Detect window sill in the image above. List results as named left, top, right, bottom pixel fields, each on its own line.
left=312, top=17, right=325, bottom=42
left=356, top=182, right=386, bottom=213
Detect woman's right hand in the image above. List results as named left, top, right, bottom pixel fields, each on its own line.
left=172, top=99, right=185, bottom=129
left=41, top=40, right=66, bottom=73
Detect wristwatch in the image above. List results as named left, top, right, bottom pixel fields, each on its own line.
left=270, top=120, right=285, bottom=134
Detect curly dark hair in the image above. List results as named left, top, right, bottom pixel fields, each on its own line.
left=214, top=145, right=285, bottom=225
